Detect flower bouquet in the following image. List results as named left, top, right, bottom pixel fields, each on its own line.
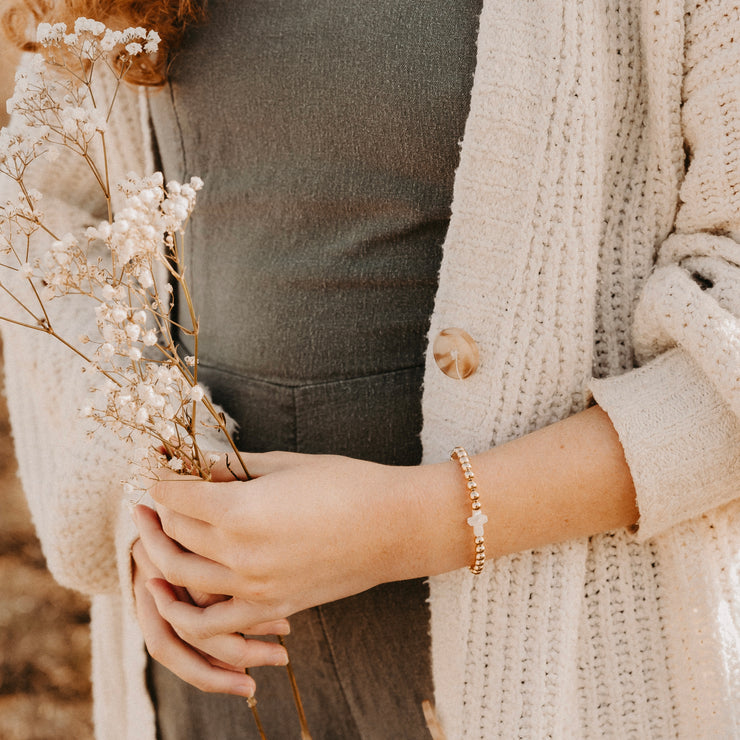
left=0, top=18, right=310, bottom=739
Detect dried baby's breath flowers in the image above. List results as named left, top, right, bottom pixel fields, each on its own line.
left=0, top=20, right=248, bottom=492
left=0, top=21, right=313, bottom=739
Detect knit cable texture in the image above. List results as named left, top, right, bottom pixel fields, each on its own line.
left=422, top=0, right=740, bottom=736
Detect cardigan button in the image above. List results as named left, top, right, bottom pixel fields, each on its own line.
left=433, top=328, right=479, bottom=379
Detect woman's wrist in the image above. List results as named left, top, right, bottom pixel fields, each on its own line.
left=387, top=405, right=639, bottom=583
left=383, top=458, right=472, bottom=582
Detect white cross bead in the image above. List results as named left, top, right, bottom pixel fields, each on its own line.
left=467, top=510, right=488, bottom=537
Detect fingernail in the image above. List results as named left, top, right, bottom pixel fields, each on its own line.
left=275, top=649, right=289, bottom=666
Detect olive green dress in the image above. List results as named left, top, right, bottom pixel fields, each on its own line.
left=147, top=0, right=481, bottom=736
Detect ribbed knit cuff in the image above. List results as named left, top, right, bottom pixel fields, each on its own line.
left=590, top=348, right=740, bottom=541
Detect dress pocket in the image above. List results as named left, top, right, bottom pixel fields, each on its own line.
left=194, top=363, right=425, bottom=465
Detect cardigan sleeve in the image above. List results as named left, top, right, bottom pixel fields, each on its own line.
left=0, top=58, right=149, bottom=594
left=590, top=2, right=740, bottom=541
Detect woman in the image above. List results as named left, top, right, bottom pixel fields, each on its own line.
left=1, top=0, right=739, bottom=738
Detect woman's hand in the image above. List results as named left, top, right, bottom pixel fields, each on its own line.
left=130, top=534, right=291, bottom=698
left=132, top=451, right=466, bottom=638
left=133, top=405, right=639, bottom=657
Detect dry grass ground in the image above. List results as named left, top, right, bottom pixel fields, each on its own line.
left=0, top=355, right=94, bottom=740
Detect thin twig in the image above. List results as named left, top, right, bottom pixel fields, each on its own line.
left=244, top=670, right=268, bottom=740
left=0, top=281, right=41, bottom=321
left=278, top=636, right=312, bottom=740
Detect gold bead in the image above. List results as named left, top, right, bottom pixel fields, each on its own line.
left=453, top=445, right=487, bottom=576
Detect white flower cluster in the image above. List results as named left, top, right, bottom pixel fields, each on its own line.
left=83, top=352, right=216, bottom=479
left=0, top=125, right=48, bottom=180
left=5, top=55, right=105, bottom=157
left=88, top=172, right=204, bottom=288
left=88, top=361, right=187, bottom=438
left=26, top=170, right=202, bottom=302
left=39, top=233, right=87, bottom=299
left=93, top=285, right=153, bottom=362
left=62, top=104, right=108, bottom=138
left=0, top=188, right=43, bottom=248
left=77, top=236, right=218, bottom=477
left=78, top=170, right=220, bottom=476
left=3, top=19, right=161, bottom=176
left=36, top=18, right=160, bottom=61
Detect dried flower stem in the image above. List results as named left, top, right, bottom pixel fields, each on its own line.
left=243, top=669, right=268, bottom=740
left=278, top=636, right=312, bottom=740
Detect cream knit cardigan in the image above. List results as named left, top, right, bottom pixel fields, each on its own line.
left=2, top=1, right=740, bottom=737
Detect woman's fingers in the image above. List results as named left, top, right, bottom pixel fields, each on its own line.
left=149, top=579, right=291, bottom=638
left=142, top=607, right=258, bottom=696
left=133, top=504, right=236, bottom=596
left=146, top=578, right=287, bottom=638
left=132, top=538, right=191, bottom=605
left=150, top=451, right=312, bottom=520
left=146, top=578, right=289, bottom=669
left=133, top=537, right=288, bottom=684
left=131, top=548, right=256, bottom=697
left=154, top=504, right=222, bottom=563
left=148, top=474, right=233, bottom=526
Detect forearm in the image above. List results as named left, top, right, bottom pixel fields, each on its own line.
left=398, top=405, right=638, bottom=579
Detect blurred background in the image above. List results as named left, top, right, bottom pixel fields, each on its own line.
left=1, top=38, right=94, bottom=740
